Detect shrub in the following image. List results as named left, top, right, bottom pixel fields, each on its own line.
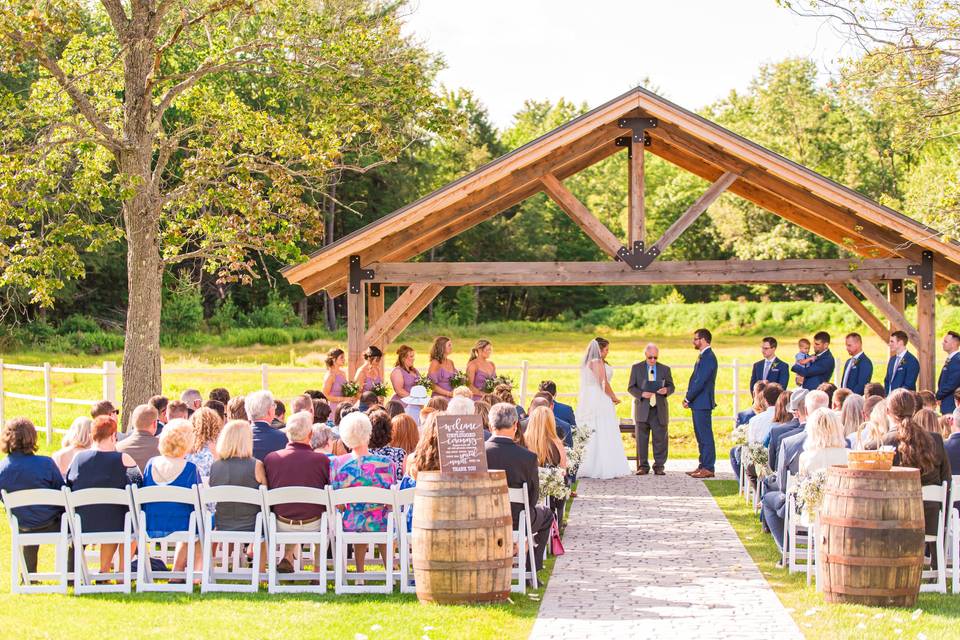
left=58, top=314, right=100, bottom=334
left=162, top=274, right=204, bottom=334
left=22, top=319, right=57, bottom=343
left=221, top=327, right=294, bottom=347
left=244, top=290, right=301, bottom=328
left=455, top=286, right=479, bottom=325
left=67, top=331, right=124, bottom=355
left=209, top=296, right=241, bottom=333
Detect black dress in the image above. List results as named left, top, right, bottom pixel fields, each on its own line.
left=66, top=450, right=140, bottom=533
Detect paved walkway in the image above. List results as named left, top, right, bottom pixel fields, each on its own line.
left=528, top=459, right=803, bottom=640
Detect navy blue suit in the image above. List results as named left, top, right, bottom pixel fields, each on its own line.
left=937, top=354, right=960, bottom=415
left=553, top=401, right=576, bottom=427
left=749, top=358, right=789, bottom=391
left=686, top=347, right=718, bottom=471
left=884, top=351, right=920, bottom=394
left=791, top=349, right=835, bottom=390
left=252, top=420, right=287, bottom=462
left=839, top=353, right=872, bottom=395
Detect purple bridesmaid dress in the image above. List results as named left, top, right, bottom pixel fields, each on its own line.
left=472, top=367, right=495, bottom=401
left=429, top=364, right=455, bottom=397
left=390, top=366, right=420, bottom=404
left=329, top=371, right=348, bottom=416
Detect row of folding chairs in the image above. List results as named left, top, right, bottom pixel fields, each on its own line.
left=3, top=480, right=540, bottom=596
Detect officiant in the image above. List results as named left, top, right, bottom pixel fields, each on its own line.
left=628, top=343, right=675, bottom=475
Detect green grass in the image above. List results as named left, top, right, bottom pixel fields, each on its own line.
left=707, top=480, right=960, bottom=639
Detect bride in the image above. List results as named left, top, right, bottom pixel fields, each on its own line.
left=577, top=337, right=631, bottom=479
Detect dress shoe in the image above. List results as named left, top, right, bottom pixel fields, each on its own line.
left=635, top=468, right=649, bottom=476
left=691, top=469, right=716, bottom=479
left=653, top=468, right=666, bottom=476
left=277, top=558, right=295, bottom=573
left=685, top=467, right=702, bottom=476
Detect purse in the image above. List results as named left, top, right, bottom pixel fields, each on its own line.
left=550, top=517, right=565, bottom=556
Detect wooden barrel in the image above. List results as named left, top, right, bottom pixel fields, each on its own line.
left=819, top=465, right=925, bottom=607
left=412, top=470, right=513, bottom=604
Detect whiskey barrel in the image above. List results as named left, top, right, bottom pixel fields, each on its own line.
left=412, top=470, right=513, bottom=604
left=819, top=466, right=925, bottom=607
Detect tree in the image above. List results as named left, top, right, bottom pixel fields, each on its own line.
left=0, top=0, right=445, bottom=425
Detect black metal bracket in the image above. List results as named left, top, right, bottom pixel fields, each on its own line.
left=613, top=118, right=660, bottom=269
left=891, top=279, right=903, bottom=294
left=368, top=283, right=381, bottom=297
left=348, top=255, right=374, bottom=294
left=615, top=134, right=651, bottom=158
left=617, top=117, right=658, bottom=142
left=907, top=251, right=934, bottom=291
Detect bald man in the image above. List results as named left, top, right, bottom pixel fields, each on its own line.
left=627, top=344, right=675, bottom=475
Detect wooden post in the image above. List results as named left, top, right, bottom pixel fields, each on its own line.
left=629, top=137, right=645, bottom=247
left=367, top=284, right=385, bottom=350
left=43, top=362, right=53, bottom=444
left=917, top=283, right=936, bottom=392
left=518, top=360, right=530, bottom=408
left=102, top=361, right=117, bottom=405
left=731, top=359, right=740, bottom=427
left=888, top=280, right=905, bottom=335
left=260, top=364, right=269, bottom=390
left=347, top=287, right=366, bottom=377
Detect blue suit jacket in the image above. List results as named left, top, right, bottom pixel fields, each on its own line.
left=749, top=358, right=789, bottom=391
left=252, top=420, right=287, bottom=462
left=839, top=354, right=873, bottom=395
left=943, top=433, right=960, bottom=479
left=766, top=420, right=802, bottom=471
left=791, top=349, right=835, bottom=390
left=553, top=401, right=576, bottom=427
left=686, top=348, right=718, bottom=411
left=884, top=352, right=920, bottom=394
left=937, top=354, right=960, bottom=415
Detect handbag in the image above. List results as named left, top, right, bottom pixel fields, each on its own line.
left=549, top=517, right=565, bottom=556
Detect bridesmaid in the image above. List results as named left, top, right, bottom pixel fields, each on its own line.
left=466, top=339, right=497, bottom=401
left=323, top=348, right=355, bottom=416
left=390, top=344, right=420, bottom=404
left=427, top=336, right=457, bottom=398
left=355, top=346, right=384, bottom=394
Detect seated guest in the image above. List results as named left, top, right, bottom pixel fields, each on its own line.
left=482, top=393, right=501, bottom=407
left=312, top=399, right=332, bottom=427
left=334, top=402, right=354, bottom=427
left=385, top=400, right=405, bottom=419
left=271, top=400, right=286, bottom=429
left=525, top=406, right=569, bottom=525
left=167, top=400, right=190, bottom=421
left=52, top=416, right=93, bottom=476
left=737, top=381, right=767, bottom=427
left=939, top=415, right=953, bottom=440
left=186, top=407, right=223, bottom=480
left=201, top=399, right=225, bottom=421
left=246, top=390, right=286, bottom=461
left=918, top=390, right=938, bottom=411
left=149, top=395, right=169, bottom=436
left=226, top=397, right=248, bottom=421
left=358, top=391, right=379, bottom=412
left=849, top=398, right=890, bottom=449
left=263, top=411, right=331, bottom=572
left=495, top=387, right=526, bottom=422
left=330, top=411, right=397, bottom=574
left=915, top=408, right=942, bottom=437
left=838, top=394, right=865, bottom=439
left=180, top=389, right=202, bottom=417
left=290, top=394, right=314, bottom=416
left=765, top=389, right=807, bottom=471
left=452, top=386, right=473, bottom=399
left=116, top=404, right=161, bottom=472
left=538, top=380, right=576, bottom=427
left=839, top=332, right=872, bottom=395
left=832, top=388, right=852, bottom=412
left=210, top=420, right=267, bottom=532
left=530, top=392, right=573, bottom=446
left=446, top=395, right=475, bottom=415
left=799, top=408, right=849, bottom=476
left=945, top=408, right=960, bottom=485
left=390, top=414, right=419, bottom=455
left=398, top=412, right=442, bottom=531
left=485, top=402, right=553, bottom=571
left=311, top=424, right=336, bottom=455
left=67, top=416, right=142, bottom=574
left=209, top=387, right=230, bottom=405
left=863, top=382, right=886, bottom=399
left=304, top=389, right=327, bottom=401
left=816, top=382, right=837, bottom=407
left=734, top=384, right=783, bottom=484
left=474, top=400, right=492, bottom=440
left=91, top=400, right=118, bottom=420
left=0, top=417, right=67, bottom=574
left=141, top=419, right=201, bottom=573
left=368, top=410, right=406, bottom=481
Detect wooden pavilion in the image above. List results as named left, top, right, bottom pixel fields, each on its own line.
left=282, top=86, right=960, bottom=391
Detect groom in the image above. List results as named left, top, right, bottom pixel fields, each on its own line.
left=628, top=343, right=674, bottom=475
left=683, top=328, right=718, bottom=478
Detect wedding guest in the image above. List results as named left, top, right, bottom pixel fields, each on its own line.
left=427, top=336, right=457, bottom=398
left=209, top=388, right=230, bottom=405
left=209, top=420, right=266, bottom=567
left=398, top=412, right=441, bottom=531
left=945, top=408, right=960, bottom=481
left=750, top=337, right=789, bottom=390
left=403, top=387, right=431, bottom=426
left=791, top=332, right=835, bottom=390
left=525, top=406, right=569, bottom=524
left=737, top=381, right=767, bottom=427
left=798, top=408, right=849, bottom=476
left=467, top=339, right=497, bottom=400
left=323, top=348, right=355, bottom=417
left=358, top=391, right=379, bottom=412
left=354, top=346, right=385, bottom=394
left=186, top=407, right=223, bottom=480
left=180, top=389, right=202, bottom=417
left=390, top=414, right=419, bottom=455
left=52, top=416, right=93, bottom=476
left=0, top=417, right=67, bottom=575
left=918, top=390, right=938, bottom=411
left=839, top=332, right=872, bottom=395
left=311, top=424, right=335, bottom=455
left=226, top=396, right=248, bottom=421
left=170, top=399, right=192, bottom=422
left=748, top=384, right=784, bottom=445
left=91, top=400, right=118, bottom=420
left=304, top=389, right=327, bottom=401
left=939, top=415, right=953, bottom=440
left=838, top=394, right=865, bottom=438
left=915, top=408, right=942, bottom=436
left=482, top=393, right=500, bottom=407
left=538, top=380, right=576, bottom=427
left=197, top=400, right=221, bottom=420
left=885, top=330, right=920, bottom=394
left=116, top=404, right=161, bottom=472
left=765, top=389, right=806, bottom=470
left=864, top=382, right=886, bottom=399
left=272, top=400, right=286, bottom=429
left=312, top=399, right=331, bottom=426
left=246, top=390, right=286, bottom=461
left=474, top=400, right=492, bottom=439
left=817, top=382, right=837, bottom=407
left=390, top=345, right=420, bottom=403
left=291, top=394, right=314, bottom=415
left=850, top=397, right=890, bottom=449
left=447, top=396, right=476, bottom=415
left=452, top=386, right=472, bottom=399
left=832, top=388, right=852, bottom=412
left=368, top=410, right=406, bottom=481
left=531, top=391, right=573, bottom=447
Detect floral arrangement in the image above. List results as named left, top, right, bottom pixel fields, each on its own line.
left=483, top=374, right=514, bottom=393
left=746, top=441, right=769, bottom=475
left=788, top=469, right=828, bottom=515
left=730, top=424, right=748, bottom=447
left=340, top=381, right=360, bottom=398
left=415, top=373, right=434, bottom=392
left=449, top=369, right=467, bottom=389
left=371, top=381, right=390, bottom=398
left=565, top=425, right=593, bottom=475
left=538, top=466, right=571, bottom=500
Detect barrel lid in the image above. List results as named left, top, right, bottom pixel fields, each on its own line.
left=827, top=465, right=920, bottom=479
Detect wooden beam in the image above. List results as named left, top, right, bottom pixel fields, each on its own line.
left=917, top=284, right=936, bottom=392
left=629, top=139, right=644, bottom=247
left=826, top=283, right=891, bottom=342
left=364, top=284, right=444, bottom=349
left=366, top=259, right=911, bottom=286
left=648, top=171, right=738, bottom=258
left=888, top=281, right=905, bottom=335
left=850, top=278, right=921, bottom=346
left=347, top=287, right=366, bottom=377
left=540, top=172, right=623, bottom=259
left=366, top=285, right=385, bottom=350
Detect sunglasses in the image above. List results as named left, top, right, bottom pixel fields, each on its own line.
left=646, top=356, right=658, bottom=360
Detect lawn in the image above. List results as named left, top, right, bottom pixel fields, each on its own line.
left=707, top=480, right=960, bottom=639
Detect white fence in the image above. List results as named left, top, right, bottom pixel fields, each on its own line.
left=0, top=359, right=752, bottom=443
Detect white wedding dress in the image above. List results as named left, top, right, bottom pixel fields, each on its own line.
left=577, top=348, right=631, bottom=479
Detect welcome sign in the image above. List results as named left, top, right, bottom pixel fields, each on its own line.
left=436, top=414, right=488, bottom=475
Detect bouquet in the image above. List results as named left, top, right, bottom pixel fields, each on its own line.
left=745, top=441, right=770, bottom=476
left=730, top=424, right=748, bottom=447
left=340, top=381, right=360, bottom=398
left=538, top=466, right=571, bottom=500
left=415, top=373, right=434, bottom=392
left=371, top=381, right=389, bottom=398
left=483, top=374, right=514, bottom=393
left=788, top=470, right=828, bottom=515
left=565, top=425, right=593, bottom=475
left=449, top=369, right=467, bottom=389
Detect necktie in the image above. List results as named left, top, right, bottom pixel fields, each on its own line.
left=649, top=367, right=657, bottom=407
left=762, top=360, right=771, bottom=381
left=842, top=357, right=855, bottom=388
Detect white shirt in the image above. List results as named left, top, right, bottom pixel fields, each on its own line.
left=947, top=350, right=959, bottom=363
left=747, top=406, right=776, bottom=444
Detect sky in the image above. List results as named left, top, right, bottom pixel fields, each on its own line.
left=401, top=0, right=857, bottom=129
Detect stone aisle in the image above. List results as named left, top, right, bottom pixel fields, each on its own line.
left=528, top=460, right=803, bottom=639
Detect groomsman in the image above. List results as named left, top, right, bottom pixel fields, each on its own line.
left=884, top=330, right=919, bottom=394
left=683, top=328, right=718, bottom=479
left=749, top=337, right=789, bottom=390
left=628, top=343, right=675, bottom=476
left=937, top=331, right=960, bottom=415
left=839, top=332, right=872, bottom=395
left=791, top=331, right=835, bottom=390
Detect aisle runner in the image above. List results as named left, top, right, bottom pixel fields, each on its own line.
left=529, top=461, right=803, bottom=640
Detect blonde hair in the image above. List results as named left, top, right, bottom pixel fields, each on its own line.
left=452, top=386, right=472, bottom=398
left=190, top=407, right=223, bottom=453
left=939, top=415, right=953, bottom=440
left=159, top=418, right=195, bottom=458
left=407, top=411, right=440, bottom=479
left=216, top=420, right=253, bottom=459
left=914, top=408, right=941, bottom=436
left=805, top=408, right=845, bottom=450
left=62, top=416, right=93, bottom=449
left=838, top=394, right=864, bottom=437
left=468, top=339, right=491, bottom=362
left=525, top=406, right=560, bottom=465
left=857, top=399, right=889, bottom=449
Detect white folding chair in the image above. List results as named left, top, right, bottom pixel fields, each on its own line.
left=64, top=487, right=134, bottom=594
left=394, top=486, right=416, bottom=594
left=738, top=446, right=749, bottom=500
left=508, top=484, right=539, bottom=592
left=198, top=485, right=266, bottom=593
left=799, top=509, right=820, bottom=588
left=261, top=485, right=329, bottom=593
left=130, top=484, right=202, bottom=593
left=2, top=488, right=71, bottom=594
left=949, top=475, right=960, bottom=593
left=921, top=482, right=948, bottom=593
left=783, top=472, right=811, bottom=574
left=329, top=486, right=395, bottom=594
